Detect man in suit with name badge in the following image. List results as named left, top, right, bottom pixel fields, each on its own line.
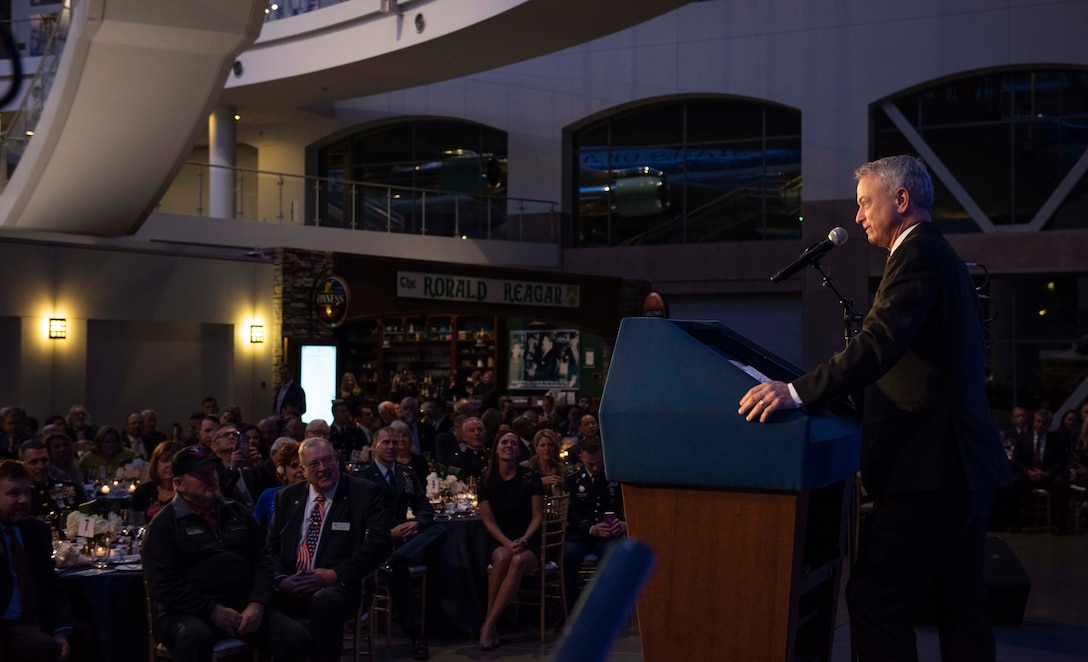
left=356, top=427, right=447, bottom=660
left=739, top=156, right=1011, bottom=662
left=0, top=460, right=75, bottom=662
left=269, top=438, right=392, bottom=662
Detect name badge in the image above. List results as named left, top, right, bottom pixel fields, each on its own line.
left=185, top=527, right=204, bottom=536
left=331, top=521, right=351, bottom=532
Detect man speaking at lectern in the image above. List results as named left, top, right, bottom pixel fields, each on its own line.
left=739, top=156, right=1010, bottom=662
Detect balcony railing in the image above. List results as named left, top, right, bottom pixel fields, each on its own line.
left=0, top=4, right=73, bottom=189
left=157, top=162, right=562, bottom=244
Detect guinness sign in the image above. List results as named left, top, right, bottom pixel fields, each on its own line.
left=314, top=276, right=350, bottom=327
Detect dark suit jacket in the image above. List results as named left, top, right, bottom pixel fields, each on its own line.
left=410, top=422, right=436, bottom=458
left=273, top=380, right=307, bottom=416
left=434, top=432, right=462, bottom=465
left=354, top=462, right=435, bottom=529
left=268, top=474, right=392, bottom=589
left=1011, top=431, right=1067, bottom=479
left=0, top=518, right=72, bottom=631
left=329, top=425, right=368, bottom=460
left=793, top=223, right=1011, bottom=498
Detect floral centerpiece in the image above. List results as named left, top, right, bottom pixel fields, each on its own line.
left=65, top=508, right=122, bottom=563
left=426, top=464, right=477, bottom=514
left=116, top=459, right=149, bottom=483
left=426, top=464, right=467, bottom=501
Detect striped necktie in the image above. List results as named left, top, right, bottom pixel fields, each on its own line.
left=296, top=495, right=326, bottom=572
left=5, top=526, right=39, bottom=624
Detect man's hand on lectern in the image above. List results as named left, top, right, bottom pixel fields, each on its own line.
left=738, top=381, right=797, bottom=423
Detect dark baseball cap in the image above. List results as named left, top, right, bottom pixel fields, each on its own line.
left=171, top=445, right=219, bottom=476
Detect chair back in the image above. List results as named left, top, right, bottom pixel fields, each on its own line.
left=541, top=494, right=570, bottom=563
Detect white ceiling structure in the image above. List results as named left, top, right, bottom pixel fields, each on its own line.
left=0, top=0, right=690, bottom=236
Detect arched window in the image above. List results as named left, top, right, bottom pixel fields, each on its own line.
left=315, top=119, right=507, bottom=235
left=873, top=68, right=1088, bottom=232
left=570, top=96, right=801, bottom=247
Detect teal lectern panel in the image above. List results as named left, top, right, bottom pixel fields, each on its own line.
left=598, top=318, right=859, bottom=492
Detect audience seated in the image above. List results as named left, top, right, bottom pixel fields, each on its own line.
left=562, top=438, right=626, bottom=607
left=511, top=416, right=537, bottom=462
left=19, top=439, right=86, bottom=536
left=447, top=417, right=488, bottom=479
left=267, top=438, right=392, bottom=662
left=0, top=460, right=81, bottom=662
left=1, top=406, right=35, bottom=459
left=561, top=414, right=600, bottom=465
left=434, top=415, right=465, bottom=465
left=142, top=446, right=309, bottom=662
left=41, top=428, right=83, bottom=488
left=329, top=399, right=367, bottom=465
left=400, top=396, right=436, bottom=459
left=252, top=441, right=302, bottom=531
left=1010, top=409, right=1069, bottom=533
left=1071, top=419, right=1088, bottom=510
left=390, top=420, right=431, bottom=484
left=208, top=423, right=263, bottom=508
left=78, top=426, right=135, bottom=483
left=520, top=429, right=570, bottom=497
left=131, top=442, right=181, bottom=523
left=64, top=405, right=97, bottom=454
left=477, top=431, right=544, bottom=651
left=355, top=427, right=447, bottom=661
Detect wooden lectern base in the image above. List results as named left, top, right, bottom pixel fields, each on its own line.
left=624, top=482, right=846, bottom=662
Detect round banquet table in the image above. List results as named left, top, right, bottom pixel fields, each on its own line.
left=58, top=564, right=147, bottom=661
left=429, top=514, right=492, bottom=638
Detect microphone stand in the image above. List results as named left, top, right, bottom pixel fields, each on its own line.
left=812, top=259, right=865, bottom=644
left=811, top=259, right=863, bottom=346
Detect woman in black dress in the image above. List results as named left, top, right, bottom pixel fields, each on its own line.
left=477, top=432, right=544, bottom=650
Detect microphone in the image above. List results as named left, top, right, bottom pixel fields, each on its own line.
left=770, top=227, right=848, bottom=283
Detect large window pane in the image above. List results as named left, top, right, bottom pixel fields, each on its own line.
left=571, top=97, right=801, bottom=247
left=315, top=120, right=508, bottom=234
left=874, top=68, right=1088, bottom=230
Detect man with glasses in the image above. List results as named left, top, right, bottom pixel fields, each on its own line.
left=142, top=446, right=308, bottom=662
left=210, top=424, right=264, bottom=508
left=268, top=438, right=392, bottom=662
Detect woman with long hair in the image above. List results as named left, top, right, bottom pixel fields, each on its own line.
left=131, top=442, right=181, bottom=522
left=389, top=420, right=430, bottom=483
left=520, top=429, right=571, bottom=496
left=477, top=431, right=544, bottom=650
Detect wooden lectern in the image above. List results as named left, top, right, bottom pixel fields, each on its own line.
left=599, top=319, right=860, bottom=662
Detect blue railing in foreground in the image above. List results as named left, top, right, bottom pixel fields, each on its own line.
left=549, top=539, right=656, bottom=662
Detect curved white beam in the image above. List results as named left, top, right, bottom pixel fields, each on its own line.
left=222, top=0, right=691, bottom=108
left=0, top=0, right=265, bottom=236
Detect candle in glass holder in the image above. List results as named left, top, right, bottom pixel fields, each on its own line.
left=128, top=482, right=137, bottom=493
left=100, top=484, right=110, bottom=495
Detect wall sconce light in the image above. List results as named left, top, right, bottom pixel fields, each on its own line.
left=49, top=318, right=67, bottom=339
left=250, top=325, right=265, bottom=343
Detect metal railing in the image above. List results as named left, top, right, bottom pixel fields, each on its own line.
left=157, top=162, right=562, bottom=244
left=263, top=0, right=350, bottom=24
left=0, top=4, right=74, bottom=189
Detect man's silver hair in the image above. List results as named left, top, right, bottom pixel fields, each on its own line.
left=855, top=155, right=934, bottom=212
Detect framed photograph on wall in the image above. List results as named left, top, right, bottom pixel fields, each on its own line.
left=509, top=329, right=580, bottom=390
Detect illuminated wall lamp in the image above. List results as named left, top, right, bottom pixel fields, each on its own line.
left=249, top=325, right=265, bottom=344
left=49, top=318, right=67, bottom=339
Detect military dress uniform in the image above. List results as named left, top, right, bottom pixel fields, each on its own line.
left=562, top=468, right=624, bottom=606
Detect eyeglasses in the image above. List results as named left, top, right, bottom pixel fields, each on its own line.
left=304, top=455, right=337, bottom=471
left=215, top=430, right=240, bottom=440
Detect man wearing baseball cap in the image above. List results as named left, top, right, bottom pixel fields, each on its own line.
left=142, top=446, right=308, bottom=662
